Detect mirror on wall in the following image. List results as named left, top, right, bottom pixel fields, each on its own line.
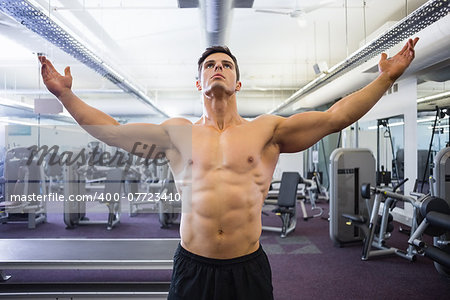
left=358, top=114, right=405, bottom=188
left=416, top=110, right=450, bottom=193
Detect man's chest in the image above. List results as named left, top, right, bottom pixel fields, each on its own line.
left=189, top=124, right=278, bottom=173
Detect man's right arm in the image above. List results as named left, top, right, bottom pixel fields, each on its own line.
left=38, top=56, right=173, bottom=156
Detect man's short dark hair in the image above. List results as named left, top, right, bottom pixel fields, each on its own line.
left=197, top=46, right=240, bottom=82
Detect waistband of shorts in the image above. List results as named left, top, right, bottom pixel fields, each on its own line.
left=175, top=243, right=264, bottom=266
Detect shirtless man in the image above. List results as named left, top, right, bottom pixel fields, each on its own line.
left=38, top=37, right=418, bottom=300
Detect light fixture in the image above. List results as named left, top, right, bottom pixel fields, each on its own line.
left=0, top=117, right=37, bottom=126
left=0, top=97, right=34, bottom=110
left=270, top=0, right=450, bottom=114
left=0, top=0, right=170, bottom=118
left=417, top=91, right=450, bottom=103
left=0, top=97, right=74, bottom=123
left=367, top=121, right=405, bottom=130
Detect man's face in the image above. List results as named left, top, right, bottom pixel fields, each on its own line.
left=196, top=52, right=241, bottom=95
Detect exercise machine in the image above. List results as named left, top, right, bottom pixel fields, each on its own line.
left=262, top=172, right=300, bottom=238
left=329, top=148, right=376, bottom=246
left=429, top=146, right=450, bottom=276
left=408, top=194, right=450, bottom=276
left=129, top=160, right=172, bottom=217
left=347, top=147, right=450, bottom=266
left=302, top=171, right=328, bottom=219
left=266, top=174, right=324, bottom=221
left=0, top=147, right=46, bottom=229
left=158, top=171, right=181, bottom=228
left=344, top=179, right=422, bottom=261
left=64, top=152, right=123, bottom=230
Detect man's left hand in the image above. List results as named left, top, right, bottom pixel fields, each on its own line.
left=378, top=37, right=419, bottom=83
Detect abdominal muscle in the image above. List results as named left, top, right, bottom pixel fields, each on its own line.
left=179, top=169, right=267, bottom=259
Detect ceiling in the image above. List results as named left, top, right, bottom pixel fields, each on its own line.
left=0, top=0, right=449, bottom=124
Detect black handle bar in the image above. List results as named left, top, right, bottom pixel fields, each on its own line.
left=393, top=178, right=409, bottom=193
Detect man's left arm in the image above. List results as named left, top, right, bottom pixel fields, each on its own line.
left=273, top=37, right=419, bottom=153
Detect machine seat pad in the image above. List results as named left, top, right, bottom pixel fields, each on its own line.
left=427, top=211, right=450, bottom=231
left=273, top=207, right=295, bottom=214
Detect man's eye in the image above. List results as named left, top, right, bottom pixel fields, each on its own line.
left=224, top=64, right=231, bottom=69
left=206, top=64, right=214, bottom=68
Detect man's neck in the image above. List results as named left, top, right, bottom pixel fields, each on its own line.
left=201, top=94, right=242, bottom=131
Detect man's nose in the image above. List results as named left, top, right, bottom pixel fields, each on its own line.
left=214, top=63, right=223, bottom=71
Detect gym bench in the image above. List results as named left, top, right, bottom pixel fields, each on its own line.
left=262, top=172, right=300, bottom=238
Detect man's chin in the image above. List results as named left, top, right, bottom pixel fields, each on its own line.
left=206, top=83, right=234, bottom=97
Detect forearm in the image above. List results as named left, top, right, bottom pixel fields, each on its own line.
left=58, top=90, right=119, bottom=126
left=327, top=72, right=393, bottom=129
left=58, top=90, right=174, bottom=153
left=57, top=90, right=122, bottom=146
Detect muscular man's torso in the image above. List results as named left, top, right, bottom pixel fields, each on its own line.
left=165, top=115, right=282, bottom=259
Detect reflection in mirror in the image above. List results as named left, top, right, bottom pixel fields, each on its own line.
left=359, top=115, right=404, bottom=189
left=0, top=120, right=186, bottom=238
left=416, top=109, right=450, bottom=193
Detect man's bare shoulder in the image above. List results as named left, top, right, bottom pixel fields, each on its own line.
left=161, top=117, right=193, bottom=126
left=251, top=114, right=285, bottom=127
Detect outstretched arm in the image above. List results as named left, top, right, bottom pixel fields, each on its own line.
left=273, top=37, right=419, bottom=153
left=38, top=56, right=173, bottom=155
left=39, top=56, right=119, bottom=126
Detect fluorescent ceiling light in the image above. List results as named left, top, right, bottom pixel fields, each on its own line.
left=0, top=117, right=37, bottom=126
left=367, top=121, right=405, bottom=130
left=0, top=0, right=170, bottom=118
left=270, top=0, right=450, bottom=114
left=364, top=116, right=449, bottom=130
left=55, top=8, right=105, bottom=54
left=418, top=115, right=449, bottom=123
left=428, top=124, right=450, bottom=130
left=417, top=91, right=450, bottom=104
left=0, top=97, right=34, bottom=109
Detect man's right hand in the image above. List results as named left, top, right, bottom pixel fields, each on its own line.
left=38, top=56, right=72, bottom=98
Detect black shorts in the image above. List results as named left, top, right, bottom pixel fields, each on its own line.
left=168, top=243, right=274, bottom=300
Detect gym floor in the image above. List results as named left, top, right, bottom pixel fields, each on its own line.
left=0, top=202, right=448, bottom=300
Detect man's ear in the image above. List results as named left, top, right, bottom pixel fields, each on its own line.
left=235, top=81, right=242, bottom=92
left=196, top=80, right=202, bottom=91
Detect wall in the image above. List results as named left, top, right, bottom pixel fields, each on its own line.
left=359, top=76, right=418, bottom=224
left=6, top=125, right=95, bottom=151
left=273, top=152, right=304, bottom=181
